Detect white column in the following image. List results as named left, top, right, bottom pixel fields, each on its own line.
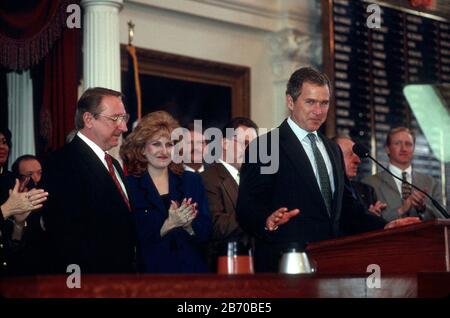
left=7, top=70, right=35, bottom=169
left=268, top=29, right=322, bottom=126
left=81, top=0, right=123, bottom=161
left=81, top=0, right=123, bottom=91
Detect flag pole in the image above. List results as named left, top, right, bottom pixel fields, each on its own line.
left=127, top=20, right=142, bottom=120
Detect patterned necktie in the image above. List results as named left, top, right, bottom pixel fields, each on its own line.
left=307, top=133, right=332, bottom=216
left=401, top=171, right=412, bottom=201
left=105, top=153, right=131, bottom=211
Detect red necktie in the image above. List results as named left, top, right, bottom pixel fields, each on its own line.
left=105, top=153, right=131, bottom=211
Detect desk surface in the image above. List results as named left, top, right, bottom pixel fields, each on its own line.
left=1, top=272, right=448, bottom=298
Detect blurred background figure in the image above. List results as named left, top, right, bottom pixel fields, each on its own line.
left=201, top=117, right=258, bottom=272
left=12, top=155, right=42, bottom=187
left=7, top=155, right=49, bottom=276
left=182, top=122, right=207, bottom=173
left=0, top=128, right=12, bottom=178
left=1, top=139, right=48, bottom=276
left=121, top=111, right=211, bottom=273
left=332, top=135, right=386, bottom=217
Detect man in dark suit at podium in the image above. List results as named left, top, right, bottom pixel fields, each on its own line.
left=41, top=87, right=136, bottom=274
left=236, top=67, right=418, bottom=272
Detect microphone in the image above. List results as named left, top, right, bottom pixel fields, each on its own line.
left=352, top=143, right=449, bottom=219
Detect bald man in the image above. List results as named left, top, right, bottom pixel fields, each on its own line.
left=333, top=136, right=386, bottom=216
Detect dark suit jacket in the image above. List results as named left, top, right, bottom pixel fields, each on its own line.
left=236, top=120, right=386, bottom=272
left=0, top=170, right=15, bottom=276
left=126, top=170, right=212, bottom=273
left=201, top=162, right=251, bottom=271
left=41, top=136, right=136, bottom=274
left=351, top=180, right=378, bottom=210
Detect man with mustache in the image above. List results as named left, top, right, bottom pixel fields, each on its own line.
left=363, top=127, right=444, bottom=221
left=41, top=87, right=136, bottom=274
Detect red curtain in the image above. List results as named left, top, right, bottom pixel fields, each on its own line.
left=0, top=0, right=81, bottom=152
left=39, top=23, right=80, bottom=152
left=0, top=0, right=62, bottom=71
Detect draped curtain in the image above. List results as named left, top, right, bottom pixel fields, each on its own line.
left=7, top=71, right=35, bottom=168
left=0, top=0, right=80, bottom=154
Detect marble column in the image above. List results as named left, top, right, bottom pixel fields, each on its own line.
left=81, top=0, right=124, bottom=160
left=81, top=0, right=123, bottom=91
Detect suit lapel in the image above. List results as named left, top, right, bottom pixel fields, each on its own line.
left=411, top=171, right=425, bottom=190
left=69, top=136, right=131, bottom=214
left=111, top=156, right=125, bottom=181
left=169, top=170, right=184, bottom=204
left=110, top=155, right=133, bottom=206
left=279, top=120, right=328, bottom=216
left=137, top=171, right=167, bottom=214
left=380, top=170, right=401, bottom=197
left=215, top=163, right=238, bottom=205
left=71, top=136, right=116, bottom=193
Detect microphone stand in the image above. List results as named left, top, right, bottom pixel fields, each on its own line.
left=366, top=155, right=449, bottom=219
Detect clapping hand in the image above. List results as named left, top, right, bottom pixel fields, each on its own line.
left=368, top=200, right=387, bottom=216
left=398, top=190, right=427, bottom=217
left=168, top=198, right=197, bottom=227
left=1, top=179, right=49, bottom=220
left=161, top=198, right=197, bottom=236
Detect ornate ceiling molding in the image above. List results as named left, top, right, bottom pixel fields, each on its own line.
left=268, top=28, right=322, bottom=80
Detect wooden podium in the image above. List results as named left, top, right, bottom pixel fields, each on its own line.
left=306, top=219, right=450, bottom=275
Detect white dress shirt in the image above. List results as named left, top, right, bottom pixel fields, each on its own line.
left=218, top=159, right=240, bottom=185
left=287, top=117, right=335, bottom=194
left=183, top=164, right=205, bottom=173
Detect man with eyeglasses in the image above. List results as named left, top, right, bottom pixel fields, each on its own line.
left=41, top=87, right=136, bottom=274
left=11, top=155, right=43, bottom=187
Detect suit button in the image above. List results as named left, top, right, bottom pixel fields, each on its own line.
left=144, top=209, right=148, bottom=213
left=0, top=244, right=3, bottom=249
left=2, top=262, right=7, bottom=267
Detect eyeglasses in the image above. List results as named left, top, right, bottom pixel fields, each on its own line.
left=20, top=171, right=42, bottom=179
left=95, top=113, right=130, bottom=124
